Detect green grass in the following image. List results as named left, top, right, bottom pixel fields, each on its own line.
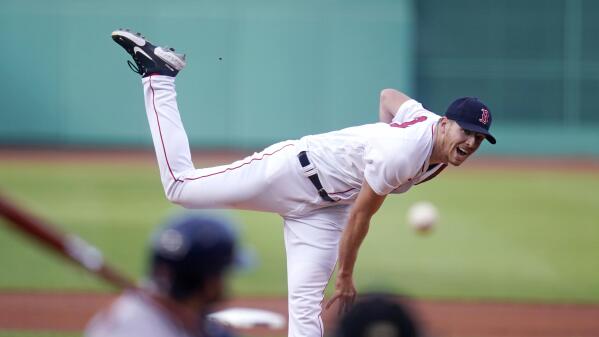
left=1, top=159, right=598, bottom=302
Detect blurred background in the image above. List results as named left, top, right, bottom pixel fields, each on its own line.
left=1, top=0, right=598, bottom=336
left=2, top=0, right=598, bottom=154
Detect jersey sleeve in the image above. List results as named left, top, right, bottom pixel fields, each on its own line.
left=363, top=136, right=420, bottom=196
left=392, top=99, right=427, bottom=124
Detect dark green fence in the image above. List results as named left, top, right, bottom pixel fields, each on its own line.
left=416, top=0, right=599, bottom=155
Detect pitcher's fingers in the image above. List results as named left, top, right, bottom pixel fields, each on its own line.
left=340, top=294, right=357, bottom=315
left=338, top=297, right=350, bottom=316
left=325, top=293, right=341, bottom=310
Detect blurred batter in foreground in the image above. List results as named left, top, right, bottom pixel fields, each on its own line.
left=86, top=213, right=240, bottom=337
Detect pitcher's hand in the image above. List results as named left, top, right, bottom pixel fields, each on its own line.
left=325, top=274, right=356, bottom=315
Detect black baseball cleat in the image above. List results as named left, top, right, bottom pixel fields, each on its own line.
left=111, top=29, right=186, bottom=77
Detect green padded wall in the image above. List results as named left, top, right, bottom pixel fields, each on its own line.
left=2, top=0, right=598, bottom=155
left=0, top=0, right=415, bottom=148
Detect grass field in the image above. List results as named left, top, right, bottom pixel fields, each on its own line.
left=1, top=156, right=598, bottom=303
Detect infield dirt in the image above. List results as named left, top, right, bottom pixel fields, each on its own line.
left=1, top=292, right=599, bottom=337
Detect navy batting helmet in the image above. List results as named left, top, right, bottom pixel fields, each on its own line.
left=149, top=212, right=240, bottom=300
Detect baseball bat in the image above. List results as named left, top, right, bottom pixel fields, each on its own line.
left=0, top=192, right=134, bottom=289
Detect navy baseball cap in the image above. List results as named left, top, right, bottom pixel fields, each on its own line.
left=445, top=97, right=496, bottom=144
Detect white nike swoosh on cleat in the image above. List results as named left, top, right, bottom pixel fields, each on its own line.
left=133, top=46, right=153, bottom=61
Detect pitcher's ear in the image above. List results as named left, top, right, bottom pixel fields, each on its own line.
left=438, top=117, right=450, bottom=133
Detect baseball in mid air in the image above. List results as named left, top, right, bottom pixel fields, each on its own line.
left=406, top=201, right=439, bottom=233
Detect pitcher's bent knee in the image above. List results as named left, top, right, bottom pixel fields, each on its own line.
left=162, top=180, right=189, bottom=206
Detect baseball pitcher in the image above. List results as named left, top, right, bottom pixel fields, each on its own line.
left=111, top=29, right=496, bottom=337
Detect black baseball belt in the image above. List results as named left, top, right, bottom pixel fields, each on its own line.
left=297, top=151, right=335, bottom=202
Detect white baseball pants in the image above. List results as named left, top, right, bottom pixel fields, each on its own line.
left=142, top=76, right=351, bottom=337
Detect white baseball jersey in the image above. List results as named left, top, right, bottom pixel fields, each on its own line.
left=85, top=290, right=232, bottom=337
left=140, top=75, right=446, bottom=337
left=298, top=99, right=444, bottom=199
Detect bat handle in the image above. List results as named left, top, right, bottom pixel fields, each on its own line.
left=66, top=235, right=135, bottom=289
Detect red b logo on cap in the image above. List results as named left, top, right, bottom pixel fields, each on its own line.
left=479, top=108, right=490, bottom=125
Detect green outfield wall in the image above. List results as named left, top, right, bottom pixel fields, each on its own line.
left=0, top=0, right=414, bottom=147
left=1, top=0, right=598, bottom=155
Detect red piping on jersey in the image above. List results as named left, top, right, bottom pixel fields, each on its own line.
left=318, top=261, right=338, bottom=337
left=149, top=76, right=183, bottom=183
left=150, top=77, right=294, bottom=183
left=416, top=164, right=447, bottom=185
left=182, top=143, right=294, bottom=181
left=390, top=115, right=427, bottom=128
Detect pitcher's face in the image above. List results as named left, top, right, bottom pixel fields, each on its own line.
left=440, top=120, right=485, bottom=166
